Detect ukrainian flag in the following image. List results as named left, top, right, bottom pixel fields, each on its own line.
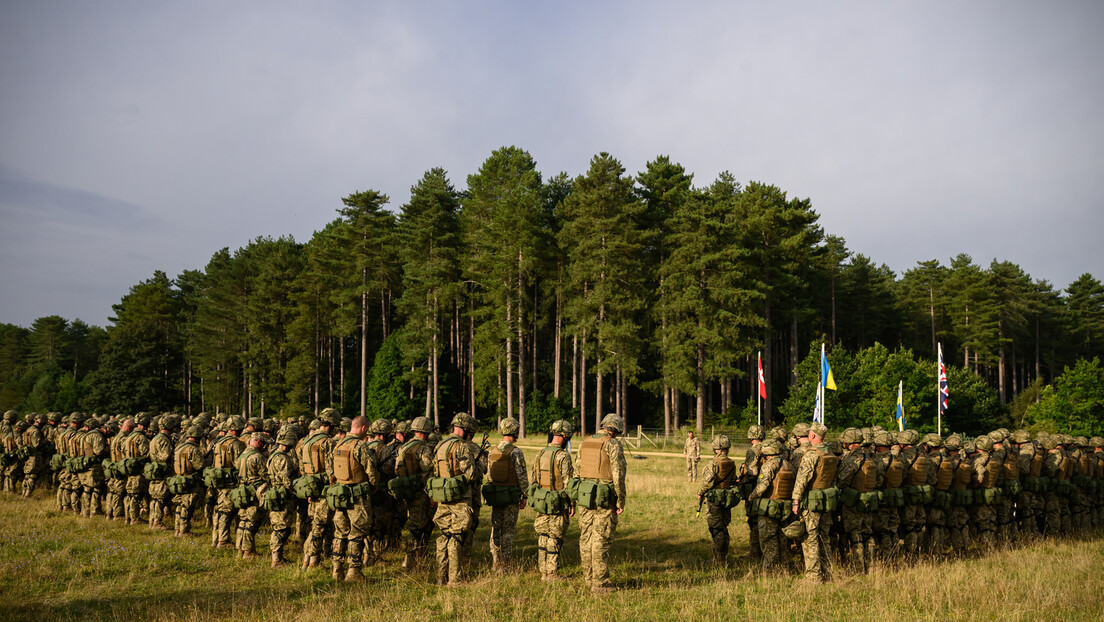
left=821, top=346, right=836, bottom=391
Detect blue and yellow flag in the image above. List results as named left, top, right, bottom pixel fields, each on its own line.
left=821, top=345, right=837, bottom=391
left=895, top=381, right=905, bottom=431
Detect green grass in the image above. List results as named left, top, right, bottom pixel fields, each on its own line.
left=1, top=451, right=1102, bottom=621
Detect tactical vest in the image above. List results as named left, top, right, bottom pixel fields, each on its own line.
left=22, top=428, right=38, bottom=452
left=579, top=435, right=613, bottom=480
left=1050, top=452, right=1068, bottom=480
left=1029, top=451, right=1044, bottom=478
left=213, top=436, right=239, bottom=469
left=300, top=433, right=328, bottom=476
left=53, top=429, right=69, bottom=455
left=935, top=457, right=954, bottom=491
left=907, top=452, right=930, bottom=486
left=1096, top=453, right=1104, bottom=480
left=237, top=448, right=259, bottom=481
left=714, top=456, right=736, bottom=489
left=852, top=455, right=877, bottom=493
left=433, top=436, right=466, bottom=478
left=1003, top=452, right=1020, bottom=481
left=110, top=436, right=127, bottom=462
left=1078, top=453, right=1091, bottom=476
left=884, top=455, right=904, bottom=489
left=488, top=444, right=519, bottom=487
left=537, top=446, right=566, bottom=490
left=174, top=443, right=199, bottom=476
left=1062, top=453, right=1074, bottom=480
left=396, top=439, right=424, bottom=477
left=979, top=455, right=1001, bottom=488
left=768, top=459, right=796, bottom=501
left=82, top=431, right=100, bottom=457
left=126, top=432, right=146, bottom=459
left=332, top=437, right=367, bottom=485
left=952, top=457, right=972, bottom=490
left=811, top=451, right=839, bottom=490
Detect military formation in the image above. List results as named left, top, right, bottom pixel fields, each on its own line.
left=0, top=408, right=630, bottom=594
left=698, top=422, right=1104, bottom=582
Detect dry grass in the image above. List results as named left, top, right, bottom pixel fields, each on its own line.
left=0, top=449, right=1101, bottom=621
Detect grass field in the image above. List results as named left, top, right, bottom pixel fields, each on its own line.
left=1, top=445, right=1102, bottom=622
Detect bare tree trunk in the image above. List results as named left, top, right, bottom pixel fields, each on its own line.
left=595, top=356, right=603, bottom=432
left=579, top=348, right=587, bottom=437
left=571, top=334, right=578, bottom=409
left=696, top=342, right=705, bottom=434
left=506, top=294, right=515, bottom=421
left=361, top=285, right=368, bottom=418
left=790, top=314, right=799, bottom=386
left=663, top=384, right=671, bottom=439
left=674, top=387, right=681, bottom=431
left=764, top=302, right=773, bottom=424
left=554, top=292, right=562, bottom=399
left=615, top=365, right=622, bottom=417
left=469, top=313, right=475, bottom=419
left=433, top=329, right=440, bottom=425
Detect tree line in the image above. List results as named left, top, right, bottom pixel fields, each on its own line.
left=3, top=147, right=1103, bottom=437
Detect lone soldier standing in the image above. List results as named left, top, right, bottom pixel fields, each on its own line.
left=531, top=419, right=574, bottom=581
left=697, top=434, right=737, bottom=565
left=684, top=431, right=701, bottom=482
left=485, top=417, right=528, bottom=573
left=431, top=413, right=481, bottom=588
left=575, top=413, right=627, bottom=594
left=791, top=422, right=838, bottom=583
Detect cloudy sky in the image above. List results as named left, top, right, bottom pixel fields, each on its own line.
left=2, top=1, right=1102, bottom=329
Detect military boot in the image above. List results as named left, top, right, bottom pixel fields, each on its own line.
left=344, top=567, right=365, bottom=583
left=402, top=553, right=415, bottom=571
left=272, top=552, right=285, bottom=567
left=332, top=561, right=344, bottom=580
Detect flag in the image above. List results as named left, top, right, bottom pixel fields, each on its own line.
left=821, top=345, right=837, bottom=391
left=758, top=354, right=767, bottom=399
left=938, top=343, right=949, bottom=417
left=812, top=385, right=823, bottom=424
left=895, top=380, right=905, bottom=431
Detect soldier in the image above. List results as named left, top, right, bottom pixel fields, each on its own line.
left=394, top=416, right=435, bottom=570
left=871, top=431, right=903, bottom=559
left=896, top=429, right=929, bottom=557
left=575, top=413, right=628, bottom=594
left=740, top=425, right=766, bottom=560
left=56, top=414, right=79, bottom=512
left=146, top=415, right=178, bottom=530
left=485, top=417, right=528, bottom=573
left=328, top=416, right=380, bottom=582
left=76, top=416, right=108, bottom=517
left=684, top=431, right=701, bottom=482
left=970, top=435, right=1000, bottom=548
left=297, top=411, right=335, bottom=569
left=530, top=419, right=574, bottom=581
left=431, top=413, right=481, bottom=588
left=171, top=425, right=207, bottom=537
left=922, top=434, right=951, bottom=556
left=234, top=432, right=270, bottom=560
left=123, top=413, right=151, bottom=525
left=747, top=438, right=793, bottom=573
left=20, top=413, right=47, bottom=497
left=208, top=416, right=246, bottom=549
left=697, top=434, right=737, bottom=565
left=266, top=428, right=299, bottom=566
left=103, top=419, right=130, bottom=520
left=366, top=418, right=397, bottom=563
left=2, top=411, right=23, bottom=493
left=790, top=423, right=812, bottom=467
left=836, top=428, right=878, bottom=573
left=389, top=420, right=412, bottom=547
left=791, top=422, right=837, bottom=583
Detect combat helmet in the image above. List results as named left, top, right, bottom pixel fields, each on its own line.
left=275, top=428, right=297, bottom=446
left=411, top=416, right=435, bottom=435
left=747, top=424, right=765, bottom=441
left=600, top=413, right=625, bottom=434
left=369, top=418, right=393, bottom=435
left=839, top=428, right=863, bottom=445
left=711, top=434, right=730, bottom=451
left=791, top=422, right=810, bottom=438
left=975, top=435, right=993, bottom=452
left=898, top=429, right=920, bottom=446
left=760, top=438, right=782, bottom=456
left=549, top=419, right=573, bottom=440
left=499, top=417, right=520, bottom=437
left=450, top=412, right=477, bottom=433
left=394, top=420, right=411, bottom=435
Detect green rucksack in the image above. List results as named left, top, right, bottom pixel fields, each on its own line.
left=481, top=482, right=522, bottom=507
left=229, top=483, right=258, bottom=509
left=262, top=486, right=290, bottom=511
left=292, top=473, right=326, bottom=500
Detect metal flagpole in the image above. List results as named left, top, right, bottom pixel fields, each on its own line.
left=757, top=351, right=762, bottom=426
left=821, top=342, right=827, bottom=426
left=937, top=342, right=942, bottom=438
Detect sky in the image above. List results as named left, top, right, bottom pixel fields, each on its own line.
left=2, top=1, right=1102, bottom=329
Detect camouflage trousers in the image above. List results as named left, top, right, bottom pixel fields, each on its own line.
left=173, top=490, right=200, bottom=534
left=402, top=494, right=433, bottom=563
left=899, top=504, right=926, bottom=555
left=687, top=458, right=699, bottom=482
left=798, top=509, right=832, bottom=581
left=489, top=503, right=520, bottom=569
left=1072, top=489, right=1091, bottom=533
left=57, top=471, right=78, bottom=511
left=333, top=499, right=372, bottom=571
left=745, top=501, right=760, bottom=558
left=460, top=493, right=482, bottom=566
left=211, top=488, right=237, bottom=546
left=534, top=511, right=570, bottom=577
left=77, top=468, right=105, bottom=517
left=236, top=503, right=267, bottom=555
left=578, top=505, right=618, bottom=589
left=839, top=506, right=874, bottom=573
left=1058, top=495, right=1073, bottom=534
left=2, top=463, right=20, bottom=493
left=104, top=477, right=127, bottom=520
left=1016, top=491, right=1041, bottom=536
left=21, top=455, right=44, bottom=496
left=705, top=502, right=731, bottom=561
left=947, top=504, right=971, bottom=552
left=124, top=476, right=147, bottom=524
left=433, top=499, right=475, bottom=585
left=269, top=498, right=296, bottom=561
left=969, top=503, right=997, bottom=548
left=757, top=514, right=783, bottom=571
left=924, top=506, right=947, bottom=555
left=873, top=506, right=900, bottom=559
left=303, top=498, right=334, bottom=561
left=148, top=480, right=172, bottom=529
left=368, top=491, right=394, bottom=561
left=1041, top=492, right=1062, bottom=536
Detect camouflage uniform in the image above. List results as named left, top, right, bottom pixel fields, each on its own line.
left=969, top=436, right=999, bottom=548
left=1069, top=437, right=1092, bottom=534
left=209, top=424, right=246, bottom=548
left=147, top=424, right=176, bottom=529
left=76, top=421, right=108, bottom=517
left=487, top=418, right=528, bottom=572
left=1041, top=436, right=1066, bottom=536
left=20, top=417, right=46, bottom=497
left=297, top=424, right=334, bottom=568
left=873, top=432, right=902, bottom=559
left=921, top=435, right=950, bottom=555
left=835, top=429, right=878, bottom=573
left=0, top=412, right=20, bottom=493
left=684, top=434, right=701, bottom=482
left=432, top=414, right=481, bottom=587
left=791, top=425, right=836, bottom=583
left=366, top=419, right=397, bottom=562
left=747, top=438, right=792, bottom=572
left=988, top=430, right=1017, bottom=544
left=103, top=425, right=128, bottom=520
left=697, top=436, right=737, bottom=564
left=395, top=417, right=435, bottom=570
left=235, top=435, right=270, bottom=558
left=267, top=432, right=299, bottom=565
left=329, top=428, right=380, bottom=582
left=123, top=422, right=151, bottom=525
left=171, top=429, right=207, bottom=536
left=896, top=430, right=929, bottom=556
left=531, top=420, right=574, bottom=580
left=945, top=437, right=974, bottom=553
left=1014, top=431, right=1044, bottom=537
left=54, top=417, right=78, bottom=512
left=574, top=414, right=627, bottom=593
left=740, top=427, right=765, bottom=559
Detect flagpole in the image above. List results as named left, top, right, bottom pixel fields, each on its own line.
left=821, top=343, right=827, bottom=427
left=937, top=342, right=942, bottom=438
left=757, top=351, right=762, bottom=427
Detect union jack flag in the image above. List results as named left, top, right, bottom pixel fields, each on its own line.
left=938, top=343, right=949, bottom=417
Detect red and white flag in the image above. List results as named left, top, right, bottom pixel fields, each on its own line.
left=758, top=353, right=767, bottom=399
